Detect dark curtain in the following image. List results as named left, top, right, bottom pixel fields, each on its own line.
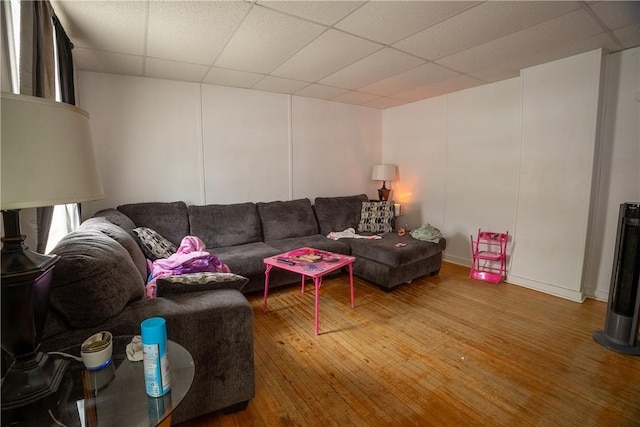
left=20, top=0, right=56, bottom=253
left=53, top=14, right=75, bottom=105
left=20, top=1, right=55, bottom=99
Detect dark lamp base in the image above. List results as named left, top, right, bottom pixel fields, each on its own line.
left=1, top=353, right=69, bottom=408
left=1, top=208, right=68, bottom=420
left=377, top=184, right=391, bottom=201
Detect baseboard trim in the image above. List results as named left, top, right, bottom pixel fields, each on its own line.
left=507, top=274, right=586, bottom=303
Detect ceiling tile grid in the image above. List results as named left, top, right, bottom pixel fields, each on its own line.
left=214, top=5, right=325, bottom=74
left=50, top=0, right=640, bottom=109
left=334, top=1, right=480, bottom=45
left=271, top=29, right=383, bottom=82
left=146, top=1, right=251, bottom=65
left=318, top=48, right=426, bottom=90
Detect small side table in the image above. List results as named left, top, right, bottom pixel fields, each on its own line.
left=263, top=247, right=355, bottom=335
left=49, top=336, right=194, bottom=427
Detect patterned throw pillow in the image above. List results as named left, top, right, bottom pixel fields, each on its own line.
left=357, top=201, right=394, bottom=233
left=132, top=227, right=178, bottom=260
left=156, top=272, right=249, bottom=296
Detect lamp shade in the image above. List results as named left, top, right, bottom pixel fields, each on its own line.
left=371, top=164, right=397, bottom=181
left=1, top=92, right=104, bottom=210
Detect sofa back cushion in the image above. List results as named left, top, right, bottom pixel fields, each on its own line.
left=188, top=203, right=262, bottom=248
left=80, top=217, right=148, bottom=281
left=49, top=229, right=145, bottom=329
left=314, top=194, right=369, bottom=236
left=257, top=198, right=318, bottom=241
left=117, top=201, right=189, bottom=246
left=92, top=208, right=137, bottom=235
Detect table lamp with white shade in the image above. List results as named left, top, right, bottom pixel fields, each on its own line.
left=371, top=164, right=397, bottom=201
left=1, top=92, right=104, bottom=417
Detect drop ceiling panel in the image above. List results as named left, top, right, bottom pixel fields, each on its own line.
left=147, top=1, right=251, bottom=65
left=360, top=63, right=462, bottom=97
left=394, top=1, right=581, bottom=60
left=614, top=24, right=640, bottom=48
left=436, top=9, right=603, bottom=73
left=203, top=67, right=265, bottom=89
left=252, top=76, right=310, bottom=94
left=364, top=97, right=409, bottom=109
left=335, top=1, right=479, bottom=45
left=73, top=48, right=144, bottom=76
left=332, top=91, right=381, bottom=105
left=470, top=33, right=616, bottom=83
left=392, top=75, right=485, bottom=102
left=294, top=84, right=350, bottom=100
left=215, top=6, right=325, bottom=74
left=51, top=1, right=146, bottom=55
left=271, top=30, right=382, bottom=82
left=319, top=48, right=425, bottom=90
left=258, top=1, right=364, bottom=26
left=590, top=1, right=640, bottom=29
left=144, top=58, right=209, bottom=83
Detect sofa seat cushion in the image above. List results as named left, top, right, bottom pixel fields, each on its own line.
left=314, top=194, right=368, bottom=236
left=50, top=230, right=145, bottom=328
left=118, top=201, right=189, bottom=246
left=211, top=242, right=281, bottom=278
left=257, top=199, right=318, bottom=241
left=188, top=202, right=262, bottom=248
left=345, top=234, right=446, bottom=268
left=266, top=235, right=351, bottom=255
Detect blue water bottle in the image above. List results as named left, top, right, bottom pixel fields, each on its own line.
left=141, top=317, right=171, bottom=397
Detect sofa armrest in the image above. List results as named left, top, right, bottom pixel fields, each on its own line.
left=133, top=290, right=255, bottom=423
left=43, top=289, right=255, bottom=423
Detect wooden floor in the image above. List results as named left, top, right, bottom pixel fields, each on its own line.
left=178, top=262, right=640, bottom=427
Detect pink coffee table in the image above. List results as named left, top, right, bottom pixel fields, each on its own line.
left=263, top=247, right=356, bottom=335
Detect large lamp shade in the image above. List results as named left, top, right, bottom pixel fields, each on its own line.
left=1, top=92, right=104, bottom=210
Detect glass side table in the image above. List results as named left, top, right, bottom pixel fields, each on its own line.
left=50, top=336, right=194, bottom=427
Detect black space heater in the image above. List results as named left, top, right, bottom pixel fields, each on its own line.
left=593, top=202, right=640, bottom=355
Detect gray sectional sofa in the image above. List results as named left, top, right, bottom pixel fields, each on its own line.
left=112, top=194, right=445, bottom=294
left=40, top=194, right=445, bottom=424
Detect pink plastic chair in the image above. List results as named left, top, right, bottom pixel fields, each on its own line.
left=469, top=230, right=508, bottom=284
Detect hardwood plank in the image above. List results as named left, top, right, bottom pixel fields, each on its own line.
left=178, top=262, right=640, bottom=427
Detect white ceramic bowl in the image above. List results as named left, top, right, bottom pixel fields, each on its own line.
left=80, top=331, right=113, bottom=370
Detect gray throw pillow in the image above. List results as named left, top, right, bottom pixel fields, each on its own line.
left=357, top=201, right=394, bottom=233
left=132, top=227, right=178, bottom=260
left=156, top=272, right=249, bottom=296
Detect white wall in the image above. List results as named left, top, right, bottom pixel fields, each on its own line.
left=382, top=48, right=640, bottom=302
left=77, top=72, right=381, bottom=217
left=383, top=78, right=521, bottom=267
left=510, top=49, right=605, bottom=302
left=201, top=85, right=290, bottom=203
left=292, top=96, right=381, bottom=200
left=77, top=73, right=204, bottom=212
left=584, top=47, right=640, bottom=301
left=444, top=80, right=521, bottom=266
left=382, top=96, right=448, bottom=233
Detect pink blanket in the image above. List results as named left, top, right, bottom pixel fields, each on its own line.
left=146, top=236, right=230, bottom=298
